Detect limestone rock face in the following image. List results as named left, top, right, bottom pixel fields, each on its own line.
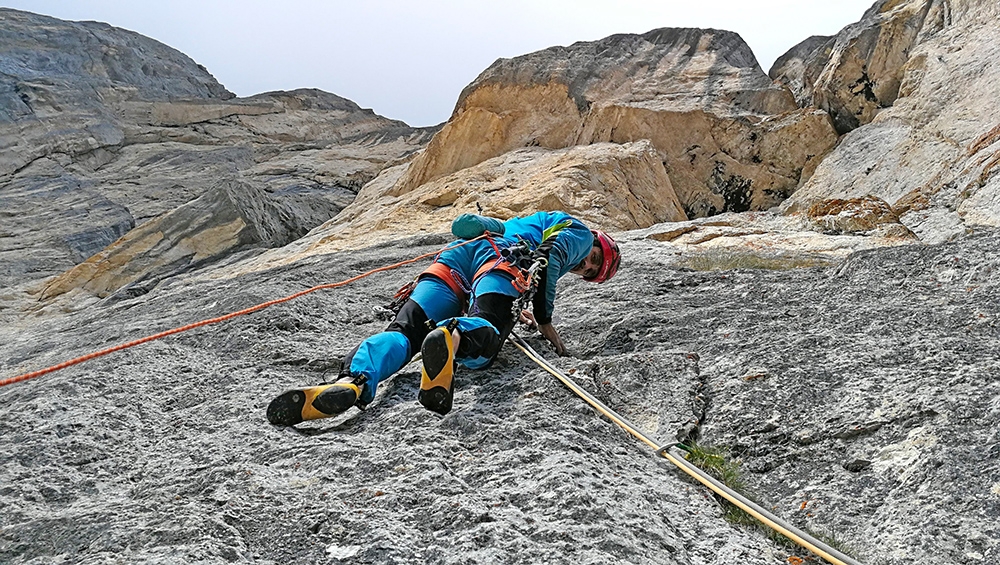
left=766, top=35, right=835, bottom=109
left=0, top=7, right=233, bottom=177
left=0, top=9, right=435, bottom=290
left=3, top=219, right=996, bottom=565
left=807, top=195, right=916, bottom=237
left=37, top=180, right=304, bottom=302
left=0, top=158, right=135, bottom=288
left=272, top=141, right=687, bottom=260
left=637, top=209, right=915, bottom=269
left=105, top=87, right=435, bottom=224
left=396, top=28, right=838, bottom=219
left=770, top=0, right=934, bottom=135
left=4, top=6, right=1000, bottom=565
left=779, top=0, right=1000, bottom=242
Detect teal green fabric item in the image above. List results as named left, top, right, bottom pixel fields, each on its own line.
left=451, top=213, right=505, bottom=239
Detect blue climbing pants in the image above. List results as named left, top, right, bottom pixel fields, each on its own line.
left=342, top=269, right=520, bottom=404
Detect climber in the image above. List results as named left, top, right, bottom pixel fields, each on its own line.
left=266, top=210, right=621, bottom=426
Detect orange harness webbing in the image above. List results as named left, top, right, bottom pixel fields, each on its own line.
left=474, top=261, right=532, bottom=293
left=420, top=236, right=533, bottom=302
left=420, top=262, right=470, bottom=300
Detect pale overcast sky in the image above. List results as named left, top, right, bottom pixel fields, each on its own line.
left=3, top=1, right=875, bottom=127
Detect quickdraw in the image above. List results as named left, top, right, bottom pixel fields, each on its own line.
left=373, top=278, right=418, bottom=321
left=497, top=238, right=548, bottom=319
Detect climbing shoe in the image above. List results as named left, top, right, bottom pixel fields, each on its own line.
left=419, top=327, right=457, bottom=415
left=266, top=380, right=362, bottom=426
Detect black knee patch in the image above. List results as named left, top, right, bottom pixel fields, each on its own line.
left=339, top=299, right=430, bottom=377
left=386, top=299, right=432, bottom=358
left=456, top=325, right=502, bottom=361
left=460, top=293, right=517, bottom=368
left=471, top=293, right=517, bottom=340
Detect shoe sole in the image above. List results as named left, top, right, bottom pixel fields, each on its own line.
left=419, top=327, right=455, bottom=415
left=266, top=382, right=360, bottom=426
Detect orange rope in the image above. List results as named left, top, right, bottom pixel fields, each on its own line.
left=0, top=235, right=487, bottom=388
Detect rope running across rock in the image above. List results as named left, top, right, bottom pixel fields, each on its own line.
left=507, top=332, right=865, bottom=565
left=0, top=236, right=488, bottom=389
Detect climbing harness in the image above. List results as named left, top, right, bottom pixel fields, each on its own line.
left=0, top=235, right=489, bottom=389
left=507, top=332, right=865, bottom=565
left=475, top=234, right=552, bottom=319
left=495, top=236, right=544, bottom=293
left=381, top=233, right=547, bottom=323
left=421, top=262, right=473, bottom=301
left=374, top=262, right=472, bottom=322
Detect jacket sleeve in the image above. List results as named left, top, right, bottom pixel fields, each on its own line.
left=531, top=219, right=593, bottom=325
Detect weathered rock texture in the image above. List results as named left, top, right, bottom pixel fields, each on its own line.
left=38, top=180, right=306, bottom=302
left=770, top=0, right=934, bottom=135
left=642, top=208, right=915, bottom=265
left=807, top=195, right=916, bottom=238
left=775, top=0, right=1000, bottom=243
left=0, top=8, right=435, bottom=290
left=0, top=234, right=788, bottom=565
left=0, top=6, right=233, bottom=178
left=3, top=221, right=999, bottom=565
left=4, top=5, right=1000, bottom=565
left=620, top=226, right=1000, bottom=565
left=395, top=28, right=838, bottom=219
left=290, top=141, right=688, bottom=255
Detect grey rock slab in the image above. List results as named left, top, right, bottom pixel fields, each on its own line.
left=0, top=160, right=134, bottom=287
left=0, top=7, right=232, bottom=105
left=685, top=232, right=1000, bottom=564
left=9, top=228, right=1000, bottom=563
left=2, top=236, right=785, bottom=565
left=36, top=179, right=313, bottom=302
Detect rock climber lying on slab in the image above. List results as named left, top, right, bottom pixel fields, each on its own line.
left=266, top=210, right=621, bottom=426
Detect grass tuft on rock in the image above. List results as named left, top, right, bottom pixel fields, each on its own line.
left=682, top=443, right=857, bottom=559
left=682, top=444, right=764, bottom=529
left=675, top=251, right=834, bottom=271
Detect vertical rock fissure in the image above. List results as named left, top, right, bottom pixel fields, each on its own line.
left=676, top=353, right=711, bottom=446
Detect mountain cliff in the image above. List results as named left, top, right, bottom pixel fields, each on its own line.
left=0, top=8, right=436, bottom=291
left=773, top=0, right=1000, bottom=244
left=3, top=2, right=1000, bottom=564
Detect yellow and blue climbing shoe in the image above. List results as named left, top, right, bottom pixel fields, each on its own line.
left=419, top=326, right=456, bottom=415
left=266, top=380, right=362, bottom=426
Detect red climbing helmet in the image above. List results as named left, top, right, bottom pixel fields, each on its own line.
left=585, top=230, right=621, bottom=284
